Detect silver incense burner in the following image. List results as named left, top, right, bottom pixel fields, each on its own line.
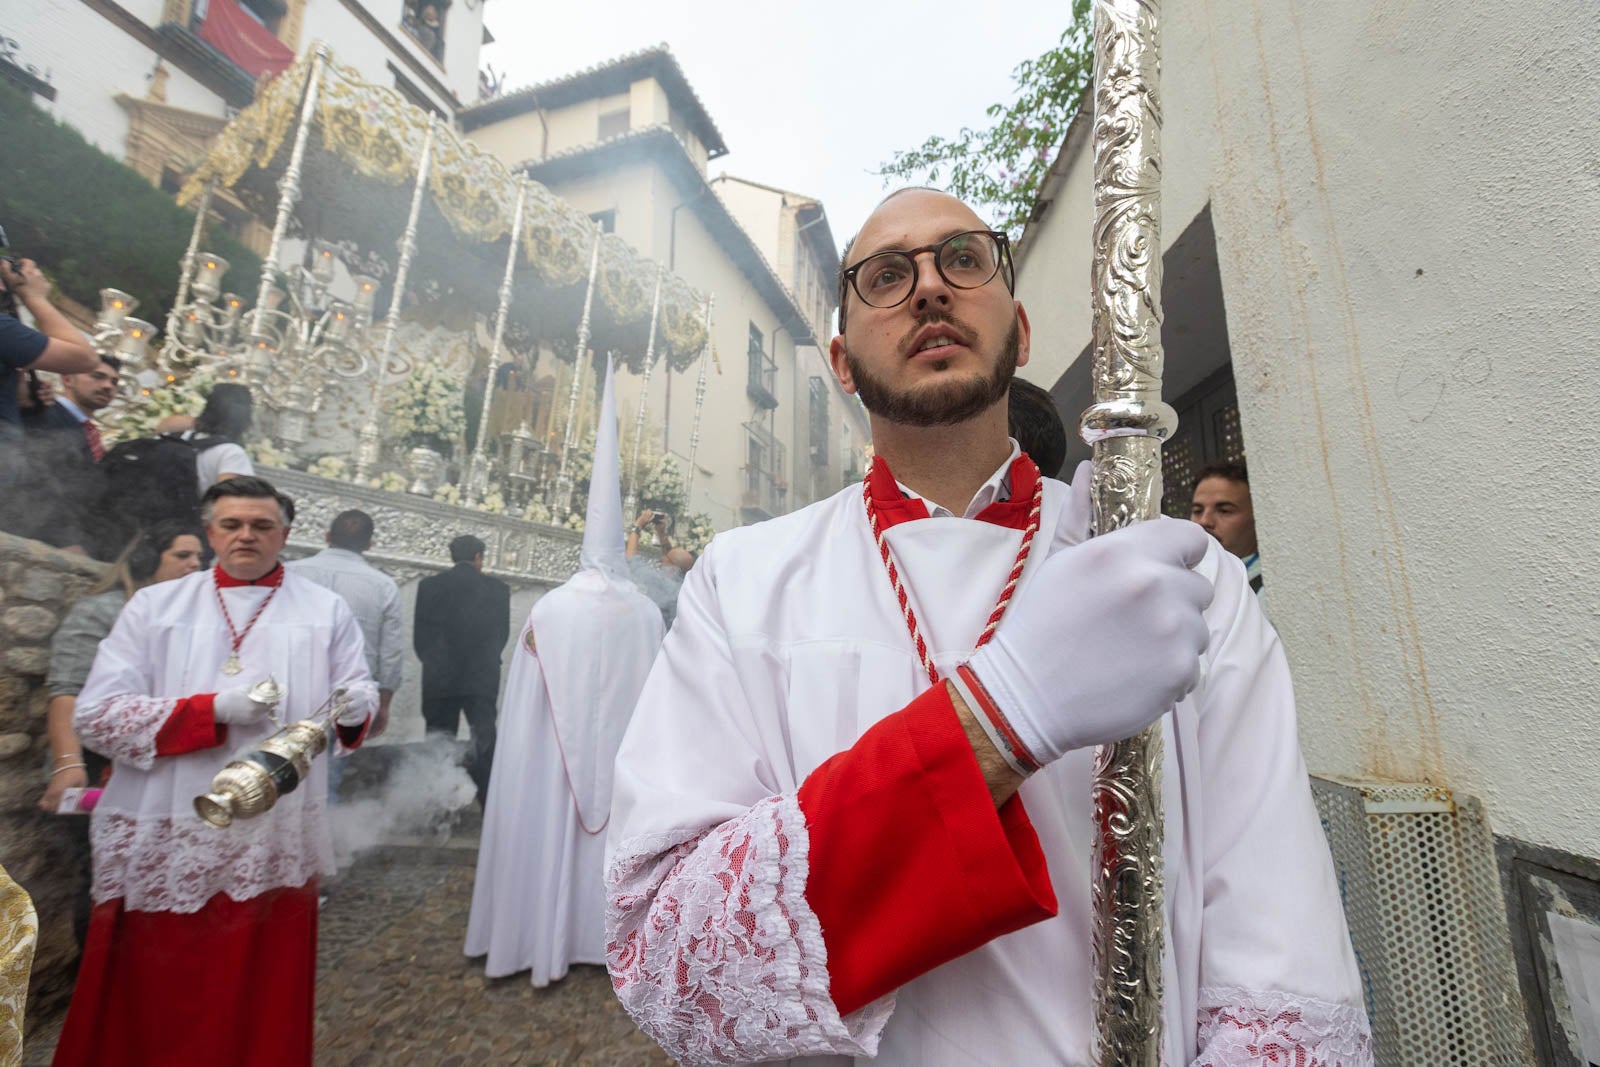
left=194, top=683, right=350, bottom=828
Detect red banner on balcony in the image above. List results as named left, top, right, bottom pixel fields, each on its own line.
left=197, top=0, right=294, bottom=80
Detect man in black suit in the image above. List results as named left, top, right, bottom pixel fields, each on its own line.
left=16, top=353, right=121, bottom=555
left=414, top=534, right=511, bottom=806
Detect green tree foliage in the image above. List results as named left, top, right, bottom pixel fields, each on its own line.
left=878, top=1, right=1093, bottom=238
left=0, top=85, right=261, bottom=322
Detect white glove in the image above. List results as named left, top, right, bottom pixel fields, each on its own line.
left=213, top=687, right=274, bottom=725
left=333, top=685, right=378, bottom=728
left=966, top=513, right=1214, bottom=767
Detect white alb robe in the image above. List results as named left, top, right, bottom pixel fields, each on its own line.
left=75, top=568, right=377, bottom=912
left=606, top=466, right=1372, bottom=1067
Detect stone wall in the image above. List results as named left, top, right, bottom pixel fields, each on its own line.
left=0, top=532, right=108, bottom=1040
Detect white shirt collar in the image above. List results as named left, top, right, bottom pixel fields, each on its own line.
left=54, top=396, right=88, bottom=424
left=894, top=438, right=1022, bottom=520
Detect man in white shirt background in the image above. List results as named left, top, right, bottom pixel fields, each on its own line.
left=289, top=508, right=404, bottom=797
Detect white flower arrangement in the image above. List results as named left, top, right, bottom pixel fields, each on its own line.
left=253, top=440, right=293, bottom=469
left=367, top=471, right=408, bottom=493
left=307, top=455, right=349, bottom=480
left=383, top=360, right=465, bottom=451
left=103, top=366, right=220, bottom=445
left=432, top=483, right=463, bottom=505
left=681, top=511, right=716, bottom=555
left=563, top=511, right=585, bottom=533
left=523, top=499, right=554, bottom=525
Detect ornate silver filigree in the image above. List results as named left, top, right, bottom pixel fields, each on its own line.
left=1081, top=2, right=1174, bottom=1064
left=267, top=466, right=581, bottom=588
left=354, top=113, right=438, bottom=481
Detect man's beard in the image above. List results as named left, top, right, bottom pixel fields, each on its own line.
left=845, top=317, right=1019, bottom=428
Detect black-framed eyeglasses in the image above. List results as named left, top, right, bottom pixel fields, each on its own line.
left=839, top=229, right=1013, bottom=330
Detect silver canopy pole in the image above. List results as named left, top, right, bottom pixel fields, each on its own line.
left=622, top=265, right=666, bottom=521
left=682, top=294, right=714, bottom=509
left=467, top=177, right=530, bottom=503
left=549, top=226, right=604, bottom=518
left=353, top=112, right=437, bottom=482
left=1081, top=2, right=1177, bottom=1064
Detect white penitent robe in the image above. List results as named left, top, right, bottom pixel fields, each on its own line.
left=606, top=457, right=1374, bottom=1067
left=466, top=567, right=665, bottom=985
left=74, top=567, right=377, bottom=912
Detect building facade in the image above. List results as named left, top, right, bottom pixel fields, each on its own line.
left=5, top=0, right=489, bottom=221
left=463, top=46, right=866, bottom=529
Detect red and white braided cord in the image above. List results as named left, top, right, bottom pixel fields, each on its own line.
left=863, top=457, right=1043, bottom=685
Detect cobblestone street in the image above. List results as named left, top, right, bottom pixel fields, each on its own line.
left=25, top=836, right=671, bottom=1066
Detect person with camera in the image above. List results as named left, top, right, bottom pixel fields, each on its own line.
left=0, top=257, right=98, bottom=442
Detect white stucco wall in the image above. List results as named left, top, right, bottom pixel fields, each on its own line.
left=1016, top=0, right=1600, bottom=860
left=9, top=2, right=229, bottom=157
left=303, top=0, right=484, bottom=112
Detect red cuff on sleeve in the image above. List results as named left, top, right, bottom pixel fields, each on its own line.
left=154, top=694, right=228, bottom=756
left=333, top=717, right=369, bottom=751
left=797, top=683, right=1058, bottom=1017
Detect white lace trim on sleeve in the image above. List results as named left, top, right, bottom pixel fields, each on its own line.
left=606, top=792, right=894, bottom=1065
left=75, top=694, right=178, bottom=771
left=1194, top=986, right=1374, bottom=1067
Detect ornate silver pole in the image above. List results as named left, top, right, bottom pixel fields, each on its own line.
left=622, top=265, right=666, bottom=520
left=1080, top=3, right=1175, bottom=1064
left=165, top=181, right=214, bottom=346
left=683, top=294, right=714, bottom=507
left=549, top=226, right=603, bottom=517
left=354, top=113, right=437, bottom=481
left=250, top=46, right=327, bottom=343
left=467, top=177, right=529, bottom=502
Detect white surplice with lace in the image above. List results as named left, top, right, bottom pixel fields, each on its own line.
left=606, top=459, right=1373, bottom=1067
left=74, top=569, right=377, bottom=912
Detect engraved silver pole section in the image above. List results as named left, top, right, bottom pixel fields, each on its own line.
left=354, top=113, right=437, bottom=481
left=1080, top=2, right=1178, bottom=1064
left=166, top=181, right=214, bottom=345
left=550, top=227, right=604, bottom=517
left=683, top=294, right=714, bottom=507
left=467, top=177, right=529, bottom=502
left=623, top=265, right=666, bottom=521
left=251, top=47, right=327, bottom=342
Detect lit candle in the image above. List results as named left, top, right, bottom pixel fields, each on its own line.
left=180, top=310, right=205, bottom=346
left=219, top=293, right=244, bottom=329
left=351, top=274, right=379, bottom=316
left=193, top=254, right=229, bottom=301
left=98, top=288, right=137, bottom=329
left=311, top=240, right=337, bottom=287
left=323, top=302, right=354, bottom=342
left=116, top=317, right=155, bottom=362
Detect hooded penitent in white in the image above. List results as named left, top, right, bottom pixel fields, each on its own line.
left=465, top=355, right=665, bottom=985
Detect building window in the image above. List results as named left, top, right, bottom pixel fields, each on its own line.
left=808, top=377, right=829, bottom=467
left=401, top=0, right=447, bottom=63
left=589, top=209, right=616, bottom=234
left=747, top=322, right=777, bottom=409
left=597, top=106, right=631, bottom=141
left=742, top=418, right=788, bottom=520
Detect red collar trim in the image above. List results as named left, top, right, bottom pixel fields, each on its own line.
left=214, top=562, right=285, bottom=588
left=866, top=453, right=1041, bottom=533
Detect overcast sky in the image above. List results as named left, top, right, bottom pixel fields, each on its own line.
left=481, top=1, right=1070, bottom=255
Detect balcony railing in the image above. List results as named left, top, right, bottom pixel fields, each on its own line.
left=741, top=421, right=788, bottom=519
left=747, top=347, right=778, bottom=410
left=808, top=376, right=829, bottom=465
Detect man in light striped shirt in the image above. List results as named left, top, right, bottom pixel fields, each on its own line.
left=288, top=509, right=404, bottom=796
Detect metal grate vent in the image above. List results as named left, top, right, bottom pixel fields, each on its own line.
left=1311, top=776, right=1535, bottom=1066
